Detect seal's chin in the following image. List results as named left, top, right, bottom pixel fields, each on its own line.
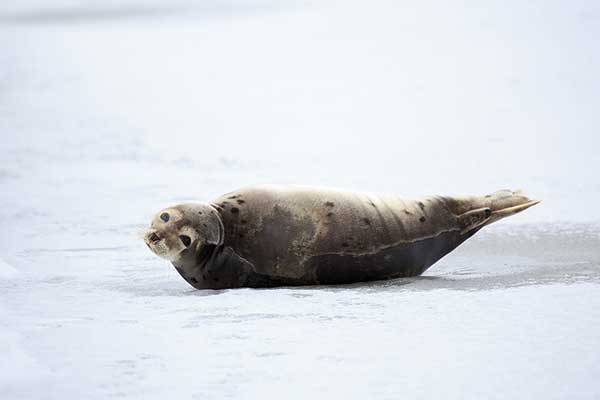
left=148, top=242, right=180, bottom=262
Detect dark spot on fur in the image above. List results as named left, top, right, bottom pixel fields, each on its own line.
left=190, top=277, right=198, bottom=283
left=404, top=209, right=411, bottom=215
left=202, top=223, right=207, bottom=228
left=362, top=218, right=371, bottom=225
left=237, top=199, right=245, bottom=204
left=485, top=194, right=492, bottom=198
left=227, top=195, right=238, bottom=199
left=369, top=202, right=376, bottom=207
left=342, top=242, right=349, bottom=247
left=326, top=212, right=334, bottom=217
left=418, top=202, right=425, bottom=210
left=230, top=207, right=239, bottom=214
left=241, top=219, right=248, bottom=224
left=325, top=201, right=335, bottom=207
left=198, top=211, right=202, bottom=215
left=419, top=216, right=426, bottom=222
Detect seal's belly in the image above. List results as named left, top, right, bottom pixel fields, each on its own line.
left=306, top=230, right=470, bottom=284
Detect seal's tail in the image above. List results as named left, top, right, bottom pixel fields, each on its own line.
left=446, top=189, right=540, bottom=234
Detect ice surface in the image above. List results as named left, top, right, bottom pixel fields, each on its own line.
left=1, top=0, right=600, bottom=399
left=0, top=259, right=19, bottom=279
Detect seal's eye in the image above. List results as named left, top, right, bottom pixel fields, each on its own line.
left=160, top=213, right=169, bottom=222
left=179, top=235, right=191, bottom=247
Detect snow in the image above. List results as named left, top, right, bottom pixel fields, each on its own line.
left=1, top=0, right=600, bottom=399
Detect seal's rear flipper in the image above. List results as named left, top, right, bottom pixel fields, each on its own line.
left=454, top=189, right=540, bottom=234
left=458, top=207, right=492, bottom=234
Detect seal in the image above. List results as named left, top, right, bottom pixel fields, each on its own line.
left=143, top=185, right=539, bottom=289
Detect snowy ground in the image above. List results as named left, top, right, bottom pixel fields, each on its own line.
left=1, top=1, right=600, bottom=399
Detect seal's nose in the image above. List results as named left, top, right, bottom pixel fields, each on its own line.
left=149, top=233, right=160, bottom=243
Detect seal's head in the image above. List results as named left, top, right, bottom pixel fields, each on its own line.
left=143, top=203, right=224, bottom=263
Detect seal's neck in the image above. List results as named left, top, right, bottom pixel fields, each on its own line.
left=195, top=243, right=219, bottom=269
left=171, top=243, right=222, bottom=289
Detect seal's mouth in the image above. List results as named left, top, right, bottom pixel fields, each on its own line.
left=144, top=231, right=164, bottom=256
left=144, top=229, right=181, bottom=262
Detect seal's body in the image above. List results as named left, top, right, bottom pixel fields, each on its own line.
left=144, top=185, right=539, bottom=289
